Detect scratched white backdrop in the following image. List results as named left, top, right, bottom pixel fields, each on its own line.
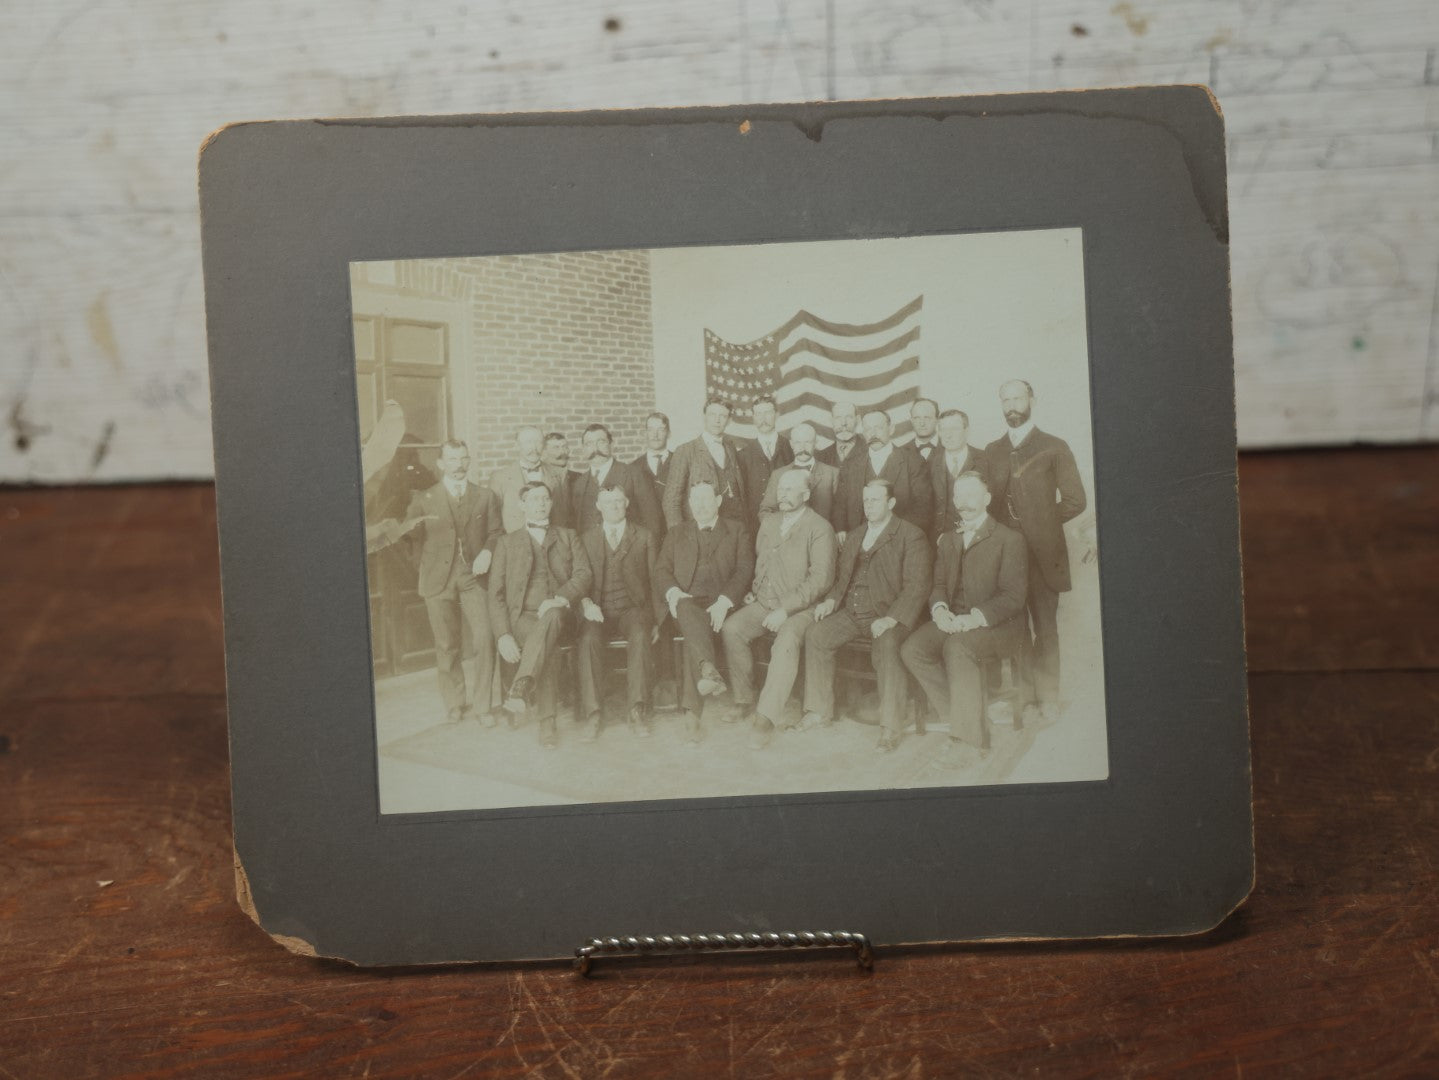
left=3, top=0, right=1436, bottom=481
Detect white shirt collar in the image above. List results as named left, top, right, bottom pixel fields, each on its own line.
left=604, top=520, right=625, bottom=543
left=591, top=457, right=613, bottom=483
left=442, top=476, right=467, bottom=498
left=525, top=522, right=549, bottom=543
left=946, top=446, right=969, bottom=469
left=863, top=515, right=891, bottom=547
left=780, top=507, right=805, bottom=536
left=1007, top=420, right=1035, bottom=447
left=649, top=448, right=668, bottom=466
left=959, top=513, right=989, bottom=543
left=757, top=432, right=778, bottom=456
left=868, top=443, right=893, bottom=472
left=694, top=515, right=720, bottom=531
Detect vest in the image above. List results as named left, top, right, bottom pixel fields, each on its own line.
left=522, top=534, right=558, bottom=613
left=845, top=544, right=878, bottom=620
left=600, top=539, right=634, bottom=614
left=691, top=525, right=724, bottom=599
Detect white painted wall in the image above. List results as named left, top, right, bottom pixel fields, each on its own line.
left=3, top=0, right=1436, bottom=481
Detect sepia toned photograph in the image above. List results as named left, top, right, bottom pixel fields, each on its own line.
left=351, top=228, right=1107, bottom=814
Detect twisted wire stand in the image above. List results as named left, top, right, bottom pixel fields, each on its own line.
left=574, top=931, right=874, bottom=976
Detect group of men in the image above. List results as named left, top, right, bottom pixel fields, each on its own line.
left=398, top=379, right=1087, bottom=763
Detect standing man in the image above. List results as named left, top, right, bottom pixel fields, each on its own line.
left=407, top=439, right=507, bottom=728
left=662, top=398, right=748, bottom=528
left=576, top=486, right=663, bottom=742
left=930, top=409, right=993, bottom=539
left=736, top=395, right=794, bottom=530
left=758, top=422, right=840, bottom=527
left=489, top=481, right=592, bottom=750
left=632, top=411, right=674, bottom=541
left=816, top=401, right=862, bottom=469
left=489, top=425, right=572, bottom=534
left=834, top=408, right=932, bottom=542
left=802, top=478, right=932, bottom=751
left=721, top=470, right=837, bottom=749
left=901, top=472, right=1031, bottom=766
left=654, top=481, right=754, bottom=742
left=905, top=397, right=942, bottom=464
left=984, top=379, right=1086, bottom=721
left=542, top=431, right=572, bottom=472
left=569, top=423, right=663, bottom=540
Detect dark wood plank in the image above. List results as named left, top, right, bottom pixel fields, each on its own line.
left=1, top=447, right=1436, bottom=1077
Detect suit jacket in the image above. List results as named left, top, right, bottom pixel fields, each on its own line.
left=905, top=437, right=942, bottom=469
left=567, top=458, right=664, bottom=541
left=654, top=516, right=753, bottom=608
left=736, top=435, right=794, bottom=526
left=834, top=444, right=933, bottom=535
left=824, top=515, right=933, bottom=630
left=930, top=517, right=1029, bottom=629
left=661, top=434, right=748, bottom=527
left=581, top=522, right=663, bottom=625
left=751, top=506, right=837, bottom=615
left=488, top=462, right=573, bottom=535
left=406, top=481, right=505, bottom=599
left=631, top=448, right=674, bottom=538
left=758, top=461, right=840, bottom=527
left=487, top=525, right=592, bottom=639
left=816, top=436, right=862, bottom=470
left=929, top=444, right=995, bottom=539
left=983, top=427, right=1086, bottom=592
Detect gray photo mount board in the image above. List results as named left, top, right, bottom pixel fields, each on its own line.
left=199, top=87, right=1252, bottom=966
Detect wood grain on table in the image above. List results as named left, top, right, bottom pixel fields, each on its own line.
left=1, top=447, right=1436, bottom=1078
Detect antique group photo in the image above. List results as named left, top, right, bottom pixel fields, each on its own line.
left=351, top=228, right=1109, bottom=814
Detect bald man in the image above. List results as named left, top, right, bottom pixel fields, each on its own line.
left=758, top=422, right=840, bottom=527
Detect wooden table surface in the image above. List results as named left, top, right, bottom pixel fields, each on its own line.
left=2, top=447, right=1436, bottom=1078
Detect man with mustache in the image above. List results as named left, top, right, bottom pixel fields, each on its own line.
left=816, top=400, right=861, bottom=469
left=900, top=471, right=1032, bottom=766
left=736, top=395, right=794, bottom=531
left=569, top=423, right=663, bottom=541
left=833, top=408, right=932, bottom=544
left=488, top=425, right=572, bottom=534
left=721, top=469, right=837, bottom=749
left=489, top=481, right=592, bottom=750
left=983, top=379, right=1086, bottom=722
left=929, top=408, right=993, bottom=540
left=757, top=421, right=840, bottom=527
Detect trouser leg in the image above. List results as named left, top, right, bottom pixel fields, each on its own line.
left=457, top=577, right=493, bottom=713
left=674, top=597, right=719, bottom=670
left=720, top=603, right=767, bottom=707
left=756, top=612, right=813, bottom=724
left=901, top=622, right=951, bottom=721
left=515, top=608, right=564, bottom=719
left=618, top=608, right=652, bottom=711
left=577, top=617, right=605, bottom=720
left=424, top=592, right=464, bottom=715
left=1027, top=554, right=1061, bottom=707
left=872, top=623, right=909, bottom=735
left=802, top=610, right=862, bottom=721
left=942, top=631, right=988, bottom=749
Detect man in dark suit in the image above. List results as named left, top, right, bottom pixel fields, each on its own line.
left=489, top=481, right=592, bottom=749
left=488, top=426, right=572, bottom=534
left=406, top=439, right=506, bottom=727
left=984, top=380, right=1087, bottom=720
left=631, top=411, right=673, bottom=542
left=833, top=408, right=932, bottom=542
left=576, top=486, right=663, bottom=742
left=816, top=400, right=861, bottom=469
left=904, top=397, right=941, bottom=465
left=569, top=423, right=663, bottom=540
left=654, top=480, right=754, bottom=742
left=758, top=422, right=840, bottom=527
left=736, top=394, right=794, bottom=530
left=661, top=398, right=748, bottom=528
left=930, top=408, right=993, bottom=539
left=901, top=472, right=1032, bottom=766
left=802, top=478, right=932, bottom=751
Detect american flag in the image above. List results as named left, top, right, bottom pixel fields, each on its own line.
left=703, top=296, right=923, bottom=444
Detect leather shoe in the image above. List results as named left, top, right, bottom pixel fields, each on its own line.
left=695, top=662, right=727, bottom=698
left=799, top=711, right=830, bottom=731
left=682, top=710, right=702, bottom=744
left=749, top=714, right=774, bottom=750
left=503, top=676, right=534, bottom=716
left=579, top=714, right=601, bottom=742
left=629, top=705, right=652, bottom=738
left=876, top=731, right=901, bottom=753
left=721, top=704, right=748, bottom=726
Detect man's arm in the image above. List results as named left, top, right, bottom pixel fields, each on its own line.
left=888, top=524, right=934, bottom=629
left=930, top=534, right=954, bottom=613
left=556, top=529, right=593, bottom=606
left=641, top=531, right=665, bottom=625
left=782, top=517, right=837, bottom=613
left=976, top=529, right=1028, bottom=627
left=661, top=445, right=688, bottom=527
left=1054, top=440, right=1087, bottom=523
left=486, top=535, right=514, bottom=640
left=756, top=469, right=783, bottom=518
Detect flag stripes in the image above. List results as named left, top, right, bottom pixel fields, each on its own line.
left=704, top=296, right=924, bottom=446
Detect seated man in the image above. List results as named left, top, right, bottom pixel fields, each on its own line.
left=576, top=485, right=663, bottom=742
left=654, top=480, right=753, bottom=742
left=721, top=469, right=837, bottom=749
left=900, top=472, right=1031, bottom=767
left=489, top=481, right=592, bottom=749
left=802, top=478, right=932, bottom=752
